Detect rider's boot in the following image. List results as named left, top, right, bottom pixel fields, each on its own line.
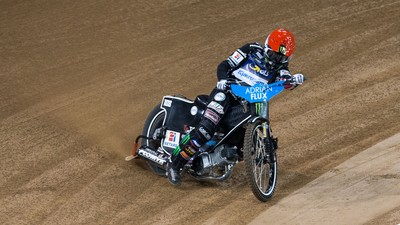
left=167, top=153, right=187, bottom=186
left=167, top=136, right=200, bottom=186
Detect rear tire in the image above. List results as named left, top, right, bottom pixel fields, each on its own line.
left=243, top=120, right=277, bottom=202
left=141, top=103, right=167, bottom=177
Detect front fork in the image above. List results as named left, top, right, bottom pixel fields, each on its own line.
left=258, top=101, right=278, bottom=162
left=258, top=101, right=269, bottom=139
left=262, top=122, right=268, bottom=138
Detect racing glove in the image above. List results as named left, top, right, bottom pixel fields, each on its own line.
left=292, top=74, right=304, bottom=85
left=216, top=79, right=228, bottom=91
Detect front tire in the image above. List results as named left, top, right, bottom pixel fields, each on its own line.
left=243, top=120, right=278, bottom=202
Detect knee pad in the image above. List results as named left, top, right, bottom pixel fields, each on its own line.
left=213, top=92, right=227, bottom=103
left=203, top=97, right=227, bottom=126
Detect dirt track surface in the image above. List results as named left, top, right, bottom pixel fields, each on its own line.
left=1, top=0, right=399, bottom=224
left=250, top=133, right=400, bottom=225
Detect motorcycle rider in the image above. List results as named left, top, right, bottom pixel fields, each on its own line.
left=167, top=28, right=305, bottom=186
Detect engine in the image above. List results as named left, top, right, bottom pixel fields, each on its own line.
left=191, top=144, right=239, bottom=178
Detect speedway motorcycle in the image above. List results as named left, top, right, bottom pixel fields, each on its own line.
left=126, top=52, right=299, bottom=202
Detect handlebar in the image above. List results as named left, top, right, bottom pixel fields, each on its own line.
left=225, top=75, right=307, bottom=88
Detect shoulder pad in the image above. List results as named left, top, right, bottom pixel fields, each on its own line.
left=249, top=42, right=263, bottom=51
left=227, top=49, right=247, bottom=67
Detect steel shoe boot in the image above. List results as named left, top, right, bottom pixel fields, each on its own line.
left=167, top=160, right=182, bottom=186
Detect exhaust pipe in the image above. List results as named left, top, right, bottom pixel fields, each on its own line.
left=137, top=147, right=167, bottom=166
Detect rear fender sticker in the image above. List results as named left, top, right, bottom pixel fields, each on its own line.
left=163, top=99, right=172, bottom=107
left=163, top=130, right=180, bottom=148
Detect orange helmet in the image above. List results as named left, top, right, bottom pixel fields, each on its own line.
left=264, top=28, right=296, bottom=64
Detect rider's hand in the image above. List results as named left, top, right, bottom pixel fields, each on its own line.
left=216, top=79, right=228, bottom=91
left=292, top=74, right=304, bottom=85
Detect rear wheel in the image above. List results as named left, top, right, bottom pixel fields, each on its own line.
left=243, top=120, right=277, bottom=202
left=141, top=103, right=167, bottom=177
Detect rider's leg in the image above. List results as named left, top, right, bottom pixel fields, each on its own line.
left=167, top=89, right=230, bottom=186
left=167, top=133, right=199, bottom=185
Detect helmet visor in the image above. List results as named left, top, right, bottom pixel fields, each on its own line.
left=265, top=47, right=290, bottom=64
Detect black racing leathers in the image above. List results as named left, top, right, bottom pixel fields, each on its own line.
left=169, top=42, right=292, bottom=179
left=217, top=42, right=290, bottom=83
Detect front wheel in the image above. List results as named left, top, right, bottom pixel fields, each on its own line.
left=243, top=120, right=278, bottom=202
